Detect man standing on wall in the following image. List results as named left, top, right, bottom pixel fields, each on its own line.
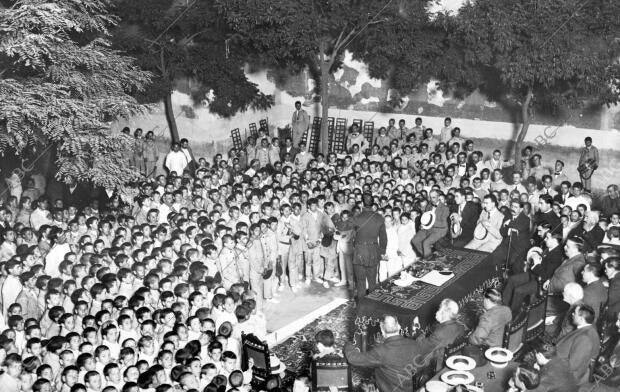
left=291, top=101, right=310, bottom=148
left=578, top=137, right=599, bottom=193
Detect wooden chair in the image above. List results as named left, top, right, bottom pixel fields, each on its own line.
left=442, top=334, right=469, bottom=364
left=311, top=356, right=352, bottom=391
left=524, top=291, right=548, bottom=343
left=241, top=333, right=271, bottom=388
left=503, top=308, right=529, bottom=355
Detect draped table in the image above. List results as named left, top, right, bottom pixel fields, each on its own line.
left=354, top=247, right=501, bottom=349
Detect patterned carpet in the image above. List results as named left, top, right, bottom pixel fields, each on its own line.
left=272, top=292, right=489, bottom=386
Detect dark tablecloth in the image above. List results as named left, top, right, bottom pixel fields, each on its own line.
left=355, top=247, right=500, bottom=347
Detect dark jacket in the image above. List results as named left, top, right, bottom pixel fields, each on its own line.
left=62, top=182, right=91, bottom=210
left=583, top=279, right=608, bottom=321
left=350, top=208, right=387, bottom=267
left=556, top=324, right=600, bottom=385
left=580, top=225, right=605, bottom=253
left=424, top=319, right=466, bottom=349
left=500, top=212, right=531, bottom=250
left=344, top=335, right=433, bottom=392
left=534, top=209, right=561, bottom=232
left=607, top=273, right=620, bottom=318
left=553, top=192, right=571, bottom=205
left=451, top=201, right=481, bottom=243
left=530, top=357, right=579, bottom=392
left=280, top=146, right=299, bottom=162
left=531, top=245, right=564, bottom=282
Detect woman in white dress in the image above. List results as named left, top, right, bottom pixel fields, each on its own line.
left=397, top=213, right=417, bottom=268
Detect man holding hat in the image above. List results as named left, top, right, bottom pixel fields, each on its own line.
left=411, top=190, right=449, bottom=260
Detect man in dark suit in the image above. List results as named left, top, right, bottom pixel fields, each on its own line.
left=62, top=175, right=91, bottom=210
left=344, top=315, right=433, bottom=392
left=534, top=194, right=561, bottom=232
left=412, top=189, right=450, bottom=259
left=452, top=189, right=480, bottom=244
left=502, top=231, right=564, bottom=312
left=553, top=180, right=572, bottom=205
left=524, top=343, right=578, bottom=392
left=488, top=199, right=531, bottom=274
left=436, top=189, right=480, bottom=249
left=350, top=193, right=387, bottom=301
left=604, top=257, right=620, bottom=319
left=581, top=263, right=608, bottom=322
left=556, top=305, right=600, bottom=385
left=279, top=137, right=299, bottom=163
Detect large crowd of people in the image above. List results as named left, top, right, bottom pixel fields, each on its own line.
left=0, top=105, right=619, bottom=392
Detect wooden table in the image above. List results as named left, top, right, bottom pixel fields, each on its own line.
left=430, top=362, right=518, bottom=392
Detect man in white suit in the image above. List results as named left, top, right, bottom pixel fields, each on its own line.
left=291, top=101, right=310, bottom=148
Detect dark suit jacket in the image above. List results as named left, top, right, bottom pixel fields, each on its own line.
left=500, top=212, right=531, bottom=250
left=583, top=279, right=608, bottom=321
left=531, top=245, right=564, bottom=282
left=280, top=146, right=299, bottom=162
left=451, top=201, right=481, bottom=243
left=556, top=324, right=600, bottom=385
left=351, top=208, right=387, bottom=267
left=344, top=335, right=433, bottom=392
left=553, top=192, right=571, bottom=205
left=62, top=183, right=91, bottom=210
left=580, top=225, right=605, bottom=253
left=424, top=319, right=466, bottom=349
left=607, top=273, right=620, bottom=318
left=530, top=357, right=579, bottom=392
left=534, top=209, right=561, bottom=232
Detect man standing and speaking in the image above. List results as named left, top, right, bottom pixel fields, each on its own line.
left=350, top=193, right=387, bottom=301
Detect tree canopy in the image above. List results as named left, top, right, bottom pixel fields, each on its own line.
left=0, top=0, right=151, bottom=190
left=384, top=0, right=620, bottom=158
left=112, top=0, right=273, bottom=142
left=216, top=0, right=410, bottom=152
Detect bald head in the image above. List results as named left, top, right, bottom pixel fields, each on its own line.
left=380, top=315, right=400, bottom=336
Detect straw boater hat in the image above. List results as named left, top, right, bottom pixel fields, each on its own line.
left=420, top=211, right=436, bottom=230
left=269, top=354, right=286, bottom=375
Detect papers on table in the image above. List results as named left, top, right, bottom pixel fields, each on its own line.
left=419, top=270, right=455, bottom=286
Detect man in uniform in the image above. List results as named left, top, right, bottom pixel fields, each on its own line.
left=350, top=193, right=387, bottom=301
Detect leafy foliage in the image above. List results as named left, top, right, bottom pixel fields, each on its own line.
left=216, top=0, right=406, bottom=152
left=0, top=0, right=152, bottom=189
left=112, top=0, right=273, bottom=123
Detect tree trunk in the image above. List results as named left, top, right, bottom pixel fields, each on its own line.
left=513, top=87, right=534, bottom=162
left=320, top=61, right=330, bottom=154
left=164, top=92, right=180, bottom=143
